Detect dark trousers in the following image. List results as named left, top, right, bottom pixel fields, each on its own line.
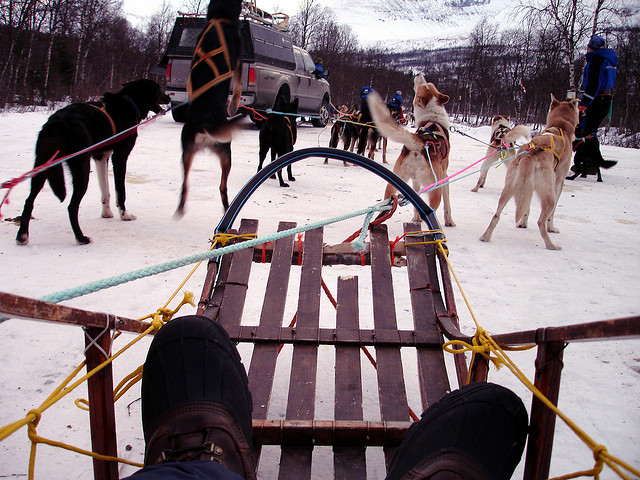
left=574, top=95, right=612, bottom=167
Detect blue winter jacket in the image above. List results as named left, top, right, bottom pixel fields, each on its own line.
left=581, top=48, right=618, bottom=106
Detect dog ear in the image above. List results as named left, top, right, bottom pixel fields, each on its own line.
left=550, top=93, right=559, bottom=106
left=437, top=93, right=450, bottom=105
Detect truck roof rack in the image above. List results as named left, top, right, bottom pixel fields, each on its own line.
left=242, top=0, right=290, bottom=30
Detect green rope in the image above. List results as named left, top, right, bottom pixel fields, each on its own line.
left=38, top=200, right=393, bottom=305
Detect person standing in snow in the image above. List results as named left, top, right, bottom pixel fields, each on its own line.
left=388, top=90, right=405, bottom=125
left=568, top=34, right=618, bottom=181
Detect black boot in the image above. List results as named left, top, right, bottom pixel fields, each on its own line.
left=385, top=382, right=528, bottom=480
left=141, top=315, right=256, bottom=479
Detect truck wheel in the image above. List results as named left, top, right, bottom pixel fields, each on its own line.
left=274, top=91, right=289, bottom=111
left=312, top=98, right=330, bottom=127
left=171, top=103, right=188, bottom=122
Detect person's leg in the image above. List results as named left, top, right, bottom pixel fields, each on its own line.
left=385, top=382, right=528, bottom=480
left=123, top=315, right=256, bottom=479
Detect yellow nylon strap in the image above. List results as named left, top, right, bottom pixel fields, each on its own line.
left=434, top=237, right=639, bottom=480
left=527, top=128, right=566, bottom=170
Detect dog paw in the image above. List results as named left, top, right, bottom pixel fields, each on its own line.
left=102, top=207, right=114, bottom=218
left=120, top=211, right=137, bottom=221
left=77, top=236, right=92, bottom=245
left=479, top=234, right=490, bottom=242
left=16, top=234, right=29, bottom=245
left=288, top=176, right=296, bottom=182
left=279, top=182, right=290, bottom=187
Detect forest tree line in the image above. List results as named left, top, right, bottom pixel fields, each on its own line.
left=1, top=0, right=638, bottom=144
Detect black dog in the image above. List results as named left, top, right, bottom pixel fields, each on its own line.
left=258, top=98, right=298, bottom=187
left=566, top=136, right=617, bottom=182
left=16, top=79, right=170, bottom=245
left=356, top=103, right=380, bottom=161
left=175, top=0, right=243, bottom=217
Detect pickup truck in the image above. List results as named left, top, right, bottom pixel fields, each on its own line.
left=155, top=15, right=331, bottom=127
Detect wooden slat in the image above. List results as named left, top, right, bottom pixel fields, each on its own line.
left=250, top=240, right=408, bottom=265
left=370, top=224, right=409, bottom=468
left=247, top=221, right=297, bottom=421
left=202, top=227, right=237, bottom=319
left=0, top=291, right=147, bottom=333
left=279, top=227, right=324, bottom=480
left=334, top=276, right=366, bottom=479
left=217, top=219, right=259, bottom=327
left=433, top=239, right=469, bottom=386
left=245, top=221, right=296, bottom=468
left=404, top=223, right=450, bottom=410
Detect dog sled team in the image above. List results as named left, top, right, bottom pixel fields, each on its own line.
left=12, top=0, right=615, bottom=252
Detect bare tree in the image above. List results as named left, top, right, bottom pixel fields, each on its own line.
left=518, top=0, right=626, bottom=93
left=289, top=0, right=324, bottom=49
left=179, top=0, right=206, bottom=15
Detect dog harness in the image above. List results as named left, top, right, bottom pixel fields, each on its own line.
left=417, top=122, right=450, bottom=161
left=526, top=128, right=567, bottom=170
left=491, top=124, right=510, bottom=144
left=188, top=18, right=236, bottom=102
left=89, top=102, right=117, bottom=137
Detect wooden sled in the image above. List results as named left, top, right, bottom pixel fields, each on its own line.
left=1, top=149, right=638, bottom=480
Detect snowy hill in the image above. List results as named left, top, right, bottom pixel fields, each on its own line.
left=314, top=0, right=517, bottom=50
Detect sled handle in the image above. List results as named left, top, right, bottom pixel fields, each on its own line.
left=215, top=147, right=441, bottom=234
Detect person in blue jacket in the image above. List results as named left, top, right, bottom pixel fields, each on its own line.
left=568, top=34, right=618, bottom=181
left=388, top=90, right=405, bottom=124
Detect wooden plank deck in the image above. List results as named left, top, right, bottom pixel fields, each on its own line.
left=205, top=219, right=459, bottom=479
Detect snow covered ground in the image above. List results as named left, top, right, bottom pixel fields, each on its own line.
left=0, top=107, right=638, bottom=479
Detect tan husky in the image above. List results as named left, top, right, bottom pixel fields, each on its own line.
left=471, top=115, right=531, bottom=192
left=368, top=76, right=455, bottom=226
left=480, top=95, right=580, bottom=250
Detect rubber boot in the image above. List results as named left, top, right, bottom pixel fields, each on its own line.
left=385, top=382, right=528, bottom=480
left=141, top=315, right=256, bottom=479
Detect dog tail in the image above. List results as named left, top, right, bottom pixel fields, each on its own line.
left=600, top=159, right=617, bottom=169
left=367, top=91, right=423, bottom=152
left=514, top=151, right=536, bottom=224
left=34, top=123, right=67, bottom=202
left=502, top=125, right=531, bottom=146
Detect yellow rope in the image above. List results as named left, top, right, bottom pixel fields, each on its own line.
left=2, top=232, right=261, bottom=475
left=425, top=232, right=640, bottom=480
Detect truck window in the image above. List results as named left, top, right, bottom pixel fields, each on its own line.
left=179, top=27, right=202, bottom=48
left=302, top=51, right=316, bottom=74
left=293, top=49, right=305, bottom=71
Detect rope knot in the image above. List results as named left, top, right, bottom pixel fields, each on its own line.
left=592, top=444, right=608, bottom=471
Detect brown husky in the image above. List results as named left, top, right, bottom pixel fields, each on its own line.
left=471, top=115, right=531, bottom=192
left=368, top=76, right=455, bottom=226
left=480, top=95, right=580, bottom=250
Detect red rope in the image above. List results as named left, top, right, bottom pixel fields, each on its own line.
left=342, top=195, right=399, bottom=243
left=0, top=150, right=60, bottom=219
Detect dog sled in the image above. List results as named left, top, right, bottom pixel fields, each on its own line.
left=1, top=148, right=638, bottom=479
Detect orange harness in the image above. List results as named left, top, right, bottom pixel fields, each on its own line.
left=90, top=102, right=117, bottom=137
left=188, top=19, right=235, bottom=102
